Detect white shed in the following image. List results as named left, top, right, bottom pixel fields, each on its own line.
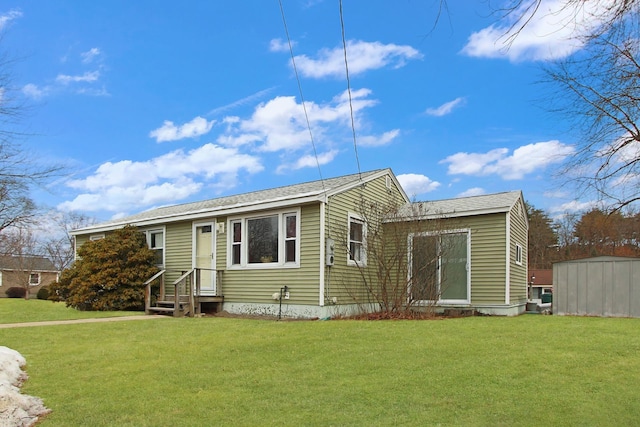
left=553, top=256, right=640, bottom=317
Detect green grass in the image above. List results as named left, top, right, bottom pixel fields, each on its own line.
left=1, top=314, right=639, bottom=426
left=0, top=299, right=143, bottom=324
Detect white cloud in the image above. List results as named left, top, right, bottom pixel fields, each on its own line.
left=81, top=47, right=101, bottom=64
left=425, top=97, right=466, bottom=117
left=0, top=9, right=22, bottom=30
left=293, top=40, right=422, bottom=79
left=149, top=116, right=215, bottom=143
left=77, top=86, right=110, bottom=97
left=457, top=187, right=486, bottom=198
left=441, top=140, right=575, bottom=180
left=461, top=0, right=617, bottom=62
left=56, top=71, right=100, bottom=84
left=59, top=143, right=263, bottom=213
left=549, top=199, right=599, bottom=214
left=397, top=173, right=440, bottom=198
left=22, top=83, right=48, bottom=99
left=219, top=89, right=379, bottom=152
left=278, top=150, right=339, bottom=173
left=358, top=129, right=400, bottom=147
left=269, top=38, right=293, bottom=53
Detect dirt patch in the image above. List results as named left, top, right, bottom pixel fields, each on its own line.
left=0, top=346, right=50, bottom=426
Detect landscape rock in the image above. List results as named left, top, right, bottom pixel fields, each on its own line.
left=0, top=346, right=50, bottom=427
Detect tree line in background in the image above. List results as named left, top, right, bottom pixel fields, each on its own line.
left=527, top=203, right=640, bottom=269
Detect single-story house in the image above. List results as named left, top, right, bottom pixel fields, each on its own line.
left=0, top=255, right=59, bottom=298
left=71, top=168, right=528, bottom=317
left=554, top=256, right=640, bottom=317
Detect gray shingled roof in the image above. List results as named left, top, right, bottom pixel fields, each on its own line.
left=74, top=169, right=395, bottom=233
left=0, top=255, right=57, bottom=272
left=396, top=191, right=523, bottom=220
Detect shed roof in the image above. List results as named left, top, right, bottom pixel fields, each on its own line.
left=554, top=256, right=640, bottom=264
left=73, top=168, right=408, bottom=234
left=0, top=255, right=57, bottom=272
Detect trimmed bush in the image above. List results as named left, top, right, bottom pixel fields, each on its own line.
left=37, top=286, right=50, bottom=300
left=5, top=287, right=27, bottom=298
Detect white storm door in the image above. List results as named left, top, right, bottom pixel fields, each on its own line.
left=194, top=222, right=216, bottom=294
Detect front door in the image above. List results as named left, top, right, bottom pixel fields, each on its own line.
left=194, top=222, right=216, bottom=294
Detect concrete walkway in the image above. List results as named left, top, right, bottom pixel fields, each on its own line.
left=0, top=315, right=170, bottom=329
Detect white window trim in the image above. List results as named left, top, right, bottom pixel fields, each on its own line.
left=89, top=234, right=105, bottom=241
left=515, top=243, right=523, bottom=266
left=143, top=227, right=166, bottom=266
left=227, top=208, right=300, bottom=269
left=347, top=212, right=367, bottom=267
left=407, top=229, right=471, bottom=305
left=29, top=273, right=41, bottom=286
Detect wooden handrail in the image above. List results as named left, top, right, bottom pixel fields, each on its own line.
left=144, top=270, right=166, bottom=314
left=172, top=269, right=194, bottom=286
left=144, top=269, right=166, bottom=285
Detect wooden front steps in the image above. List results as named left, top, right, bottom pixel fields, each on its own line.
left=147, top=296, right=225, bottom=317
left=144, top=269, right=224, bottom=318
left=147, top=299, right=192, bottom=317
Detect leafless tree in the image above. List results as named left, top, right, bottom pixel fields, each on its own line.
left=495, top=1, right=640, bottom=210
left=40, top=210, right=96, bottom=271
left=496, top=0, right=638, bottom=47
left=0, top=35, right=62, bottom=231
left=0, top=226, right=42, bottom=299
left=335, top=198, right=464, bottom=318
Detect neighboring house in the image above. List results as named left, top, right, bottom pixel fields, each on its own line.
left=554, top=256, right=640, bottom=318
left=70, top=169, right=528, bottom=317
left=0, top=255, right=59, bottom=298
left=528, top=269, right=553, bottom=302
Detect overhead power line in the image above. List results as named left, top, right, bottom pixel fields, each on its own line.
left=278, top=0, right=326, bottom=192
left=339, top=0, right=362, bottom=180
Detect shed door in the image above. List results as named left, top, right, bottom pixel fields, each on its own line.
left=194, top=223, right=216, bottom=294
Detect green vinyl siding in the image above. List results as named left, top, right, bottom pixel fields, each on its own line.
left=164, top=221, right=195, bottom=287
left=74, top=235, right=90, bottom=253
left=508, top=199, right=528, bottom=304
left=325, top=173, right=407, bottom=305
left=389, top=212, right=509, bottom=306
left=218, top=203, right=322, bottom=305
left=468, top=213, right=507, bottom=304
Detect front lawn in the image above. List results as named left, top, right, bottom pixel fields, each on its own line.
left=1, top=315, right=639, bottom=426
left=0, top=299, right=143, bottom=324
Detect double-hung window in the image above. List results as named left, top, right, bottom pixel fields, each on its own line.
left=146, top=229, right=165, bottom=266
left=515, top=243, right=523, bottom=266
left=229, top=210, right=299, bottom=268
left=29, top=273, right=40, bottom=286
left=348, top=214, right=366, bottom=266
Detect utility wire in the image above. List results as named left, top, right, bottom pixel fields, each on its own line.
left=278, top=0, right=326, bottom=192
left=339, top=0, right=362, bottom=180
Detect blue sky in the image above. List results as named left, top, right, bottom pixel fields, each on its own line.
left=2, top=1, right=602, bottom=222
